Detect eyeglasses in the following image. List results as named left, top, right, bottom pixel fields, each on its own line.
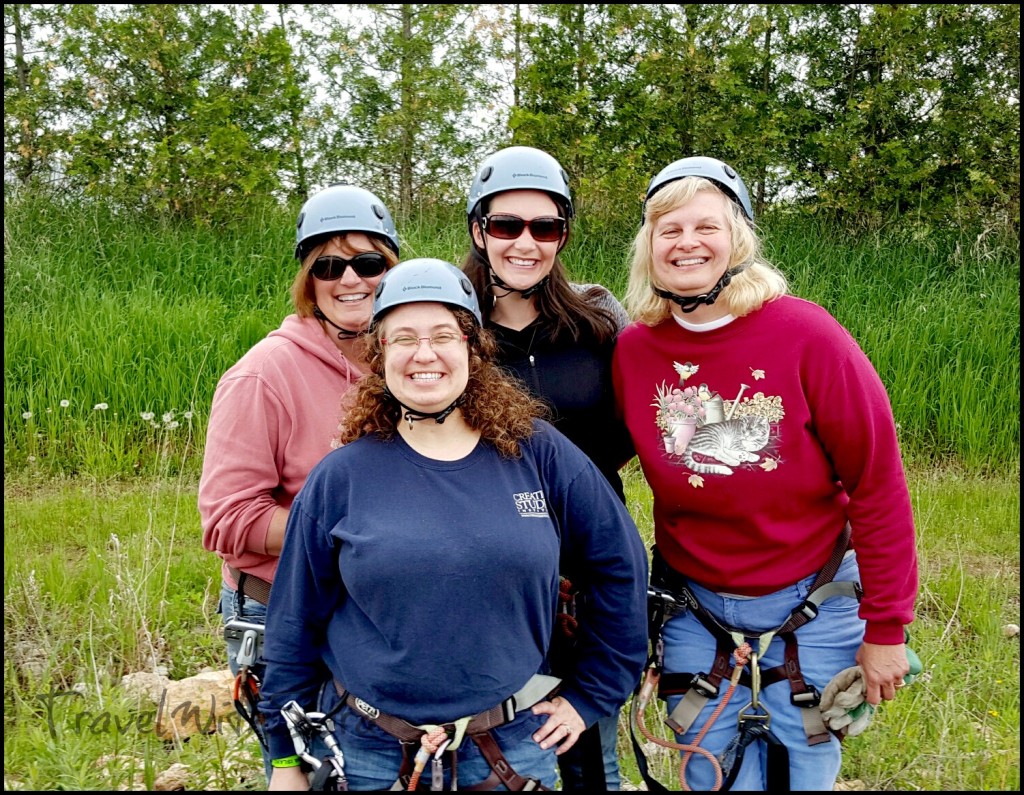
left=381, top=332, right=467, bottom=350
left=482, top=214, right=567, bottom=242
left=311, top=252, right=388, bottom=281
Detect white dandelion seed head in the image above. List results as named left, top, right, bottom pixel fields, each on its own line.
left=166, top=420, right=180, bottom=430
left=183, top=411, right=193, bottom=420
left=60, top=400, right=70, bottom=408
left=140, top=411, right=155, bottom=421
left=94, top=403, right=109, bottom=411
left=22, top=411, right=33, bottom=419
left=162, top=412, right=175, bottom=424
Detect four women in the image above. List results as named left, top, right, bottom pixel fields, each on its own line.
left=216, top=151, right=917, bottom=791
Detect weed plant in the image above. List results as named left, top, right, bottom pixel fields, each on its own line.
left=3, top=195, right=1020, bottom=790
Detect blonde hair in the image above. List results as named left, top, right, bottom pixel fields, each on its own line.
left=623, top=178, right=788, bottom=325
left=290, top=234, right=400, bottom=317
left=338, top=309, right=550, bottom=458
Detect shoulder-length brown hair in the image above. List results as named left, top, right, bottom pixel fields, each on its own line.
left=338, top=308, right=550, bottom=458
left=290, top=234, right=400, bottom=317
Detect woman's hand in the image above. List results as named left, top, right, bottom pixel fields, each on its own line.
left=531, top=695, right=586, bottom=755
left=856, top=641, right=910, bottom=706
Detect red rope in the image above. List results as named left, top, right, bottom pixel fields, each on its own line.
left=406, top=726, right=449, bottom=790
left=677, top=642, right=751, bottom=790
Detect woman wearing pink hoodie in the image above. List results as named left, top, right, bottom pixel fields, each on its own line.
left=198, top=183, right=400, bottom=774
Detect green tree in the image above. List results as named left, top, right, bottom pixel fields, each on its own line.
left=302, top=4, right=496, bottom=218
left=784, top=4, right=1020, bottom=231
left=4, top=4, right=73, bottom=191
left=47, top=4, right=301, bottom=221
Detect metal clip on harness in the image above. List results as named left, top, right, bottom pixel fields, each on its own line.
left=281, top=700, right=349, bottom=791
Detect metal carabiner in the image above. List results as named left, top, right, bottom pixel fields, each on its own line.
left=736, top=651, right=771, bottom=728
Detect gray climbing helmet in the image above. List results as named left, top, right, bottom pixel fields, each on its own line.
left=372, top=258, right=482, bottom=326
left=643, top=157, right=754, bottom=223
left=465, top=146, right=574, bottom=223
left=295, top=183, right=399, bottom=260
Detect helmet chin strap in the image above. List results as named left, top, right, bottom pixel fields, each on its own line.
left=470, top=212, right=554, bottom=302
left=488, top=268, right=548, bottom=300
left=313, top=305, right=362, bottom=340
left=653, top=264, right=749, bottom=314
left=383, top=388, right=464, bottom=430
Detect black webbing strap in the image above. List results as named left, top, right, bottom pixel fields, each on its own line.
left=308, top=759, right=346, bottom=791
left=627, top=684, right=672, bottom=794
left=720, top=721, right=790, bottom=791
left=556, top=721, right=607, bottom=791
left=228, top=565, right=272, bottom=605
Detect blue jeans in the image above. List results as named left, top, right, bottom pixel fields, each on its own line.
left=661, top=553, right=864, bottom=791
left=556, top=711, right=621, bottom=790
left=219, top=581, right=273, bottom=781
left=317, top=683, right=559, bottom=791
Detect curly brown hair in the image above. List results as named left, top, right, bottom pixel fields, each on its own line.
left=338, top=308, right=550, bottom=458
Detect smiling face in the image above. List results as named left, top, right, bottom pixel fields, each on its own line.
left=311, top=232, right=386, bottom=336
left=471, top=189, right=565, bottom=293
left=651, top=189, right=734, bottom=305
left=379, top=302, right=470, bottom=415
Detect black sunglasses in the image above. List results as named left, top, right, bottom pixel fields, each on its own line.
left=311, top=253, right=388, bottom=281
left=482, top=214, right=567, bottom=243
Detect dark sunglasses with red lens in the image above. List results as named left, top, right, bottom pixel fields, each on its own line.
left=311, top=252, right=388, bottom=281
left=482, top=214, right=567, bottom=243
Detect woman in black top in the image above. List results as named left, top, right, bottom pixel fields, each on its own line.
left=461, top=146, right=635, bottom=790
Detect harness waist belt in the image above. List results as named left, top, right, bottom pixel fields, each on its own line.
left=336, top=673, right=561, bottom=744
left=227, top=565, right=273, bottom=606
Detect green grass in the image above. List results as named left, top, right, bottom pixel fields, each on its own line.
left=2, top=466, right=1018, bottom=790
left=4, top=195, right=1019, bottom=478
left=3, top=196, right=1020, bottom=789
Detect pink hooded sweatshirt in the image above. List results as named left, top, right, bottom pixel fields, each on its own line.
left=199, top=315, right=363, bottom=586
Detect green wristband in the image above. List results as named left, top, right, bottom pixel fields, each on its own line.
left=271, top=755, right=302, bottom=768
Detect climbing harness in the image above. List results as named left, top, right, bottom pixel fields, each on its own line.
left=281, top=699, right=349, bottom=791
left=334, top=673, right=561, bottom=790
left=630, top=524, right=861, bottom=791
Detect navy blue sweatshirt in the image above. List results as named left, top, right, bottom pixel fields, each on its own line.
left=258, top=420, right=648, bottom=761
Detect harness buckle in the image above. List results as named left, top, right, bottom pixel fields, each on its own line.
left=648, top=586, right=688, bottom=618
left=689, top=672, right=719, bottom=700
left=224, top=619, right=265, bottom=668
left=791, top=685, right=821, bottom=709
left=737, top=704, right=771, bottom=728
left=796, top=600, right=819, bottom=621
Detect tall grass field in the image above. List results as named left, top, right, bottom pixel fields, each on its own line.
left=4, top=195, right=1020, bottom=790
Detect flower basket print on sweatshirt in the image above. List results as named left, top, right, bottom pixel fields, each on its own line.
left=651, top=361, right=784, bottom=486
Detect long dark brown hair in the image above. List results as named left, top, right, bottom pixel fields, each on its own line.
left=462, top=197, right=619, bottom=344
left=338, top=308, right=550, bottom=458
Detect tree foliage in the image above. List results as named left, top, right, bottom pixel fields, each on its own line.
left=4, top=3, right=1019, bottom=235
left=298, top=4, right=497, bottom=217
